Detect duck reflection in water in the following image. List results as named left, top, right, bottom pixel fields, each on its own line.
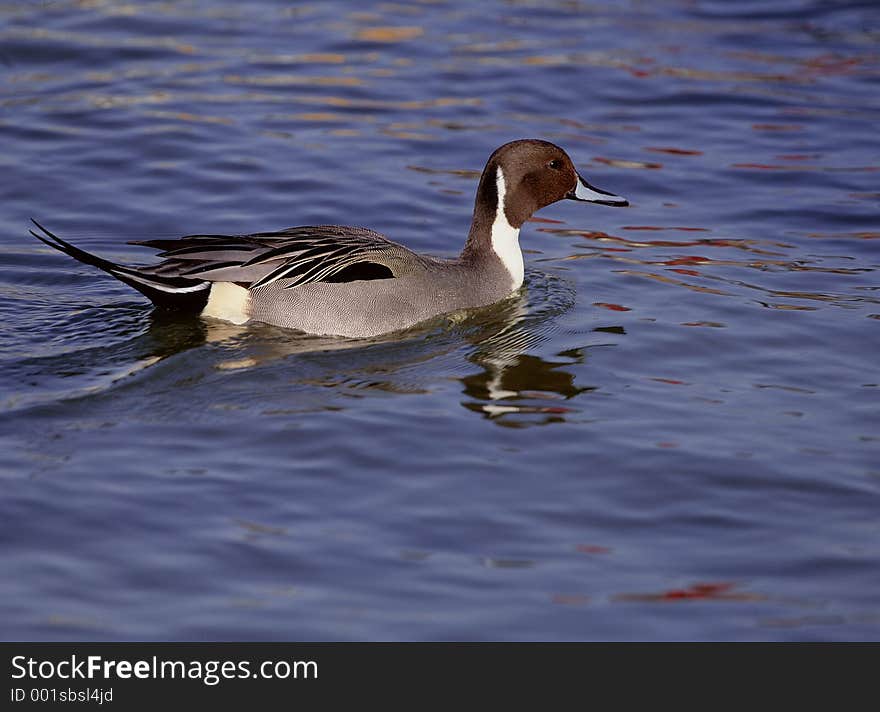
left=455, top=288, right=596, bottom=427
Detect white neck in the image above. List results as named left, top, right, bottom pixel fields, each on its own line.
left=491, top=166, right=524, bottom=290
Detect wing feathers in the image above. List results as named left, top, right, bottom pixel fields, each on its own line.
left=134, top=225, right=425, bottom=289
left=47, top=223, right=425, bottom=292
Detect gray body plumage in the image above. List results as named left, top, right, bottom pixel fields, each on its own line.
left=249, top=252, right=514, bottom=338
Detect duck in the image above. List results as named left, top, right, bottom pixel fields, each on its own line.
left=29, top=139, right=627, bottom=339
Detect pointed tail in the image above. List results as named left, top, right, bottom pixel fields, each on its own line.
left=29, top=219, right=210, bottom=311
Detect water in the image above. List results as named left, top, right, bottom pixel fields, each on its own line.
left=1, top=0, right=878, bottom=641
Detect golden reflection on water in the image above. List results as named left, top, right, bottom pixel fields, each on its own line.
left=278, top=112, right=362, bottom=123
left=71, top=0, right=258, bottom=20
left=142, top=109, right=234, bottom=125
left=223, top=74, right=366, bottom=87
left=248, top=53, right=347, bottom=65
left=353, top=26, right=424, bottom=42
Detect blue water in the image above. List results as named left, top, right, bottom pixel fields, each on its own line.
left=1, top=0, right=878, bottom=640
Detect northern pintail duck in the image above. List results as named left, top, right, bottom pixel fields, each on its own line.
left=30, top=139, right=627, bottom=338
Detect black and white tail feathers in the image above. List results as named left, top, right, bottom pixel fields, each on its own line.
left=29, top=219, right=210, bottom=311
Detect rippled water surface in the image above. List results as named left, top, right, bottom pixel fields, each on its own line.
left=1, top=0, right=878, bottom=640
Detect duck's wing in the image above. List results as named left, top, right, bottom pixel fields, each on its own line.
left=132, top=225, right=430, bottom=289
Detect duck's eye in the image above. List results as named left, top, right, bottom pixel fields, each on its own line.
left=548, top=159, right=562, bottom=170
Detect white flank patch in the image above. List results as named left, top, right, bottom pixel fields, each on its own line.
left=202, top=282, right=251, bottom=325
left=491, top=166, right=524, bottom=290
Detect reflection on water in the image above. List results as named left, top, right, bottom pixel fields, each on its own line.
left=461, top=353, right=591, bottom=426
left=458, top=285, right=594, bottom=426
left=535, top=227, right=879, bottom=313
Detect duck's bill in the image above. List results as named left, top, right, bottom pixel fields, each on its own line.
left=567, top=174, right=629, bottom=207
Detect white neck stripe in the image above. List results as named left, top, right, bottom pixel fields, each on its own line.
left=491, top=166, right=524, bottom=290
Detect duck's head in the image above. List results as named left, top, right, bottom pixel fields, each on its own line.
left=463, top=139, right=628, bottom=289
left=489, top=139, right=628, bottom=228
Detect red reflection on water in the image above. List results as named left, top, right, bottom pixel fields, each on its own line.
left=670, top=268, right=701, bottom=276
left=751, top=124, right=803, bottom=131
left=805, top=231, right=879, bottom=240
left=572, top=230, right=612, bottom=239
left=662, top=256, right=711, bottom=265
left=650, top=378, right=687, bottom=385
left=622, top=226, right=710, bottom=232
left=645, top=147, right=703, bottom=156
left=576, top=544, right=612, bottom=555
left=594, top=156, right=663, bottom=170
left=799, top=54, right=865, bottom=77
left=732, top=162, right=787, bottom=170
left=593, top=302, right=631, bottom=311
left=616, top=582, right=760, bottom=602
